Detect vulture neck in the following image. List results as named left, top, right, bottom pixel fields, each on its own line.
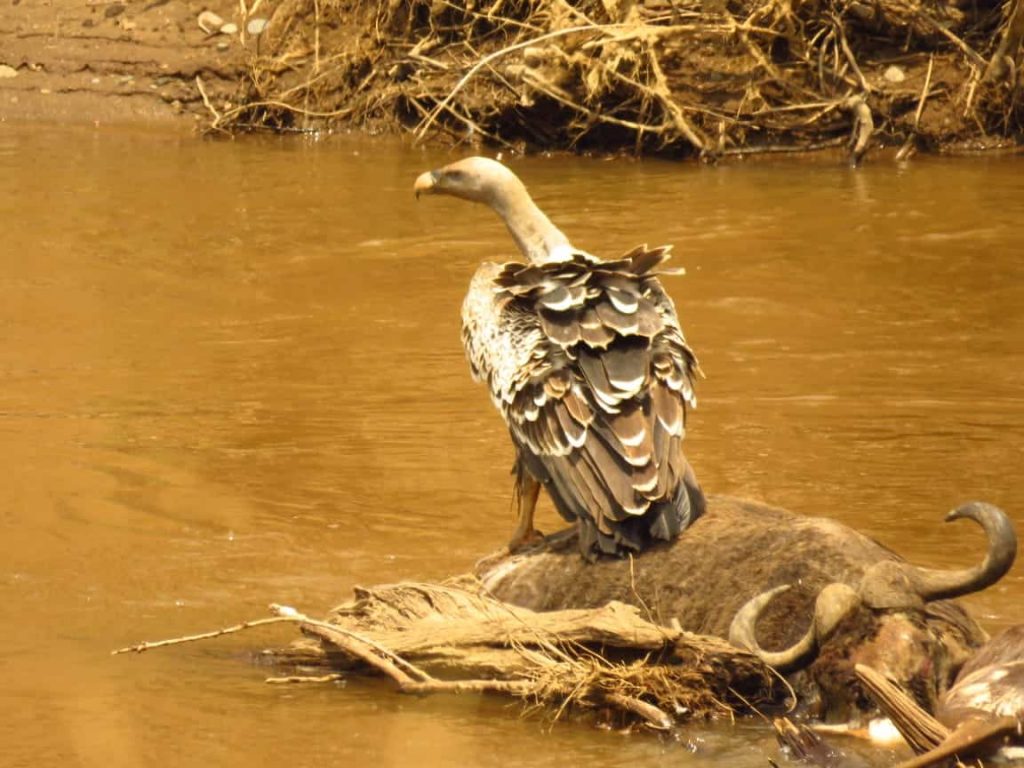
left=488, top=180, right=573, bottom=264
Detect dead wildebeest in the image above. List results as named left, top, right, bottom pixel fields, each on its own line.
left=476, top=496, right=1017, bottom=722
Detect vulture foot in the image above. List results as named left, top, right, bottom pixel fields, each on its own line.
left=508, top=528, right=547, bottom=554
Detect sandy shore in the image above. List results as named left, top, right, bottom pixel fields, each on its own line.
left=0, top=0, right=246, bottom=127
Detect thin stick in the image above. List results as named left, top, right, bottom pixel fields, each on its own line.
left=265, top=673, right=344, bottom=684
left=895, top=55, right=935, bottom=162
left=913, top=55, right=935, bottom=130
left=926, top=20, right=985, bottom=68
left=313, top=0, right=321, bottom=75
left=832, top=15, right=872, bottom=93
left=112, top=615, right=296, bottom=655
left=277, top=606, right=432, bottom=684
left=194, top=75, right=223, bottom=124
left=643, top=46, right=707, bottom=152
left=112, top=604, right=432, bottom=687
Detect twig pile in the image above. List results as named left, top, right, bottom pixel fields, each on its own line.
left=206, top=0, right=1024, bottom=157
left=285, top=578, right=782, bottom=726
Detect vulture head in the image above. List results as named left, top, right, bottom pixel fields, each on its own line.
left=414, top=156, right=525, bottom=207
left=414, top=156, right=574, bottom=264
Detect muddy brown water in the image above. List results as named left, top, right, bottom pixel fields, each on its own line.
left=1, top=123, right=1022, bottom=767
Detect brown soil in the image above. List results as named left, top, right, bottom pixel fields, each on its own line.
left=0, top=0, right=244, bottom=127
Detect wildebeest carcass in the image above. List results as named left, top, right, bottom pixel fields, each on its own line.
left=476, top=496, right=1017, bottom=721
left=855, top=624, right=1024, bottom=767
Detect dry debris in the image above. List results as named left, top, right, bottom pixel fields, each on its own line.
left=205, top=0, right=1024, bottom=157
left=115, top=577, right=782, bottom=729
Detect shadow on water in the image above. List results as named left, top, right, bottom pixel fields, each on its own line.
left=0, top=124, right=1021, bottom=767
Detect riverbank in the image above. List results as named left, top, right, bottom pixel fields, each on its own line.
left=0, top=0, right=242, bottom=127
left=2, top=1, right=1023, bottom=157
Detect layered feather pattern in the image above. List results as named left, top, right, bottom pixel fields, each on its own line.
left=461, top=245, right=705, bottom=559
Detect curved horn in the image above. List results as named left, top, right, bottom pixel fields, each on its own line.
left=907, top=502, right=1017, bottom=602
left=729, top=585, right=817, bottom=672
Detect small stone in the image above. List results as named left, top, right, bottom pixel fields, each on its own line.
left=216, top=41, right=229, bottom=51
left=197, top=10, right=223, bottom=34
left=219, top=22, right=237, bottom=34
left=0, top=64, right=17, bottom=79
left=246, top=18, right=268, bottom=35
left=883, top=65, right=906, bottom=84
left=39, top=88, right=51, bottom=94
left=91, top=77, right=101, bottom=84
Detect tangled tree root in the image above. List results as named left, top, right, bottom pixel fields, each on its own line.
left=204, top=0, right=1024, bottom=158
left=114, top=577, right=782, bottom=729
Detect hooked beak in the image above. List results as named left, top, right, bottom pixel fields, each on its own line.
left=414, top=170, right=439, bottom=199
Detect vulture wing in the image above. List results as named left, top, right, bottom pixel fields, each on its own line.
left=462, top=246, right=704, bottom=559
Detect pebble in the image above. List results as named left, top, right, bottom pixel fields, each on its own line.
left=216, top=41, right=229, bottom=52
left=0, top=65, right=17, bottom=79
left=883, top=65, right=906, bottom=84
left=197, top=10, right=223, bottom=34
left=246, top=18, right=268, bottom=35
left=220, top=22, right=238, bottom=35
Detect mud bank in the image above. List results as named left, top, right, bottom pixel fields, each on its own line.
left=0, top=0, right=243, bottom=127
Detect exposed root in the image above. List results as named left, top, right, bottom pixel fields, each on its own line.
left=201, top=0, right=1024, bottom=156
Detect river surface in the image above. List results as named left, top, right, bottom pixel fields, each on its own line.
left=0, top=124, right=1022, bottom=768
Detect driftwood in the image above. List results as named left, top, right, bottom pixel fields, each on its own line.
left=278, top=578, right=783, bottom=727
left=116, top=577, right=782, bottom=730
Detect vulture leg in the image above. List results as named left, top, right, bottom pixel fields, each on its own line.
left=509, top=470, right=544, bottom=553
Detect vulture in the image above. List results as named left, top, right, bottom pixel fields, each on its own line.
left=414, top=156, right=704, bottom=560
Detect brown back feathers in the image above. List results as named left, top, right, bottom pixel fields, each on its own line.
left=462, top=245, right=704, bottom=559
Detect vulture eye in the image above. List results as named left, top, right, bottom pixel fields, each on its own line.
left=447, top=170, right=465, bottom=181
